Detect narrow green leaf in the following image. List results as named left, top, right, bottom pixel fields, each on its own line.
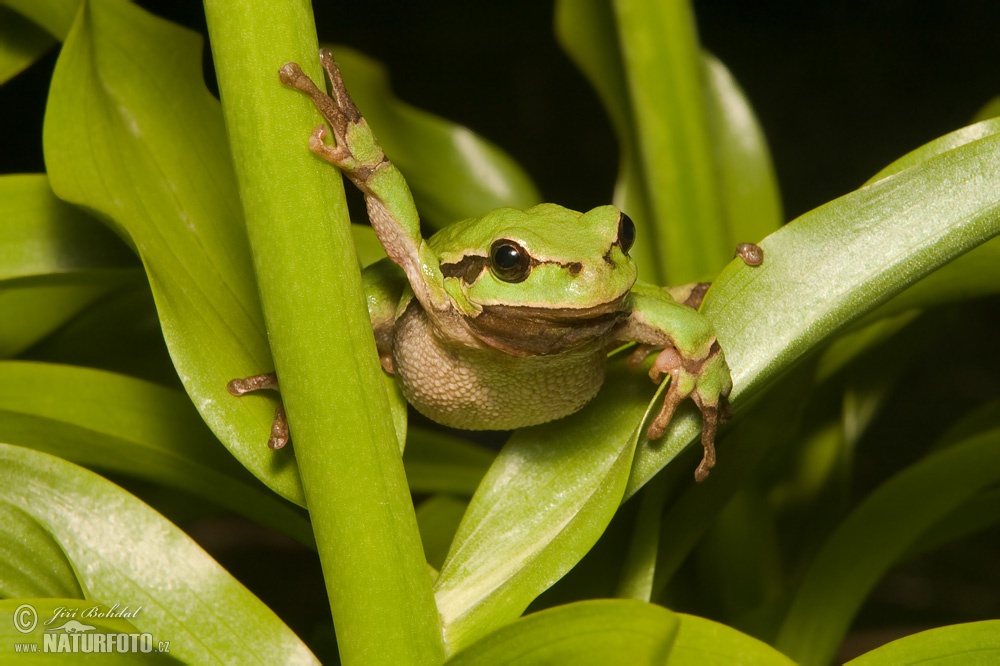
left=42, top=1, right=302, bottom=502
left=556, top=3, right=781, bottom=281
left=554, top=0, right=658, bottom=282
left=775, top=431, right=1000, bottom=664
left=0, top=501, right=83, bottom=599
left=702, top=52, right=783, bottom=247
left=1, top=0, right=79, bottom=41
left=445, top=599, right=678, bottom=666
left=416, top=495, right=469, bottom=571
left=203, top=1, right=444, bottom=663
left=846, top=621, right=1000, bottom=666
left=434, top=363, right=655, bottom=653
left=650, top=365, right=813, bottom=593
left=0, top=444, right=318, bottom=664
left=615, top=474, right=669, bottom=601
left=613, top=0, right=728, bottom=282
left=334, top=47, right=541, bottom=230
left=403, top=427, right=495, bottom=496
left=669, top=613, right=795, bottom=665
left=0, top=361, right=312, bottom=546
left=0, top=7, right=54, bottom=83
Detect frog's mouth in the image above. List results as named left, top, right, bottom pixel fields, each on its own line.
left=467, top=295, right=630, bottom=356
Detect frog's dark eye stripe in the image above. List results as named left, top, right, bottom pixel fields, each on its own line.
left=489, top=239, right=532, bottom=283
left=441, top=255, right=488, bottom=285
left=617, top=212, right=636, bottom=256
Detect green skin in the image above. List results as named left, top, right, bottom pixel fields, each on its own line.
left=230, top=50, right=734, bottom=482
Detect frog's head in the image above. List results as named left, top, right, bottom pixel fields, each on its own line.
left=430, top=204, right=638, bottom=355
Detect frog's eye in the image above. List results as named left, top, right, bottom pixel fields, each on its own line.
left=617, top=212, right=636, bottom=256
left=489, top=239, right=532, bottom=283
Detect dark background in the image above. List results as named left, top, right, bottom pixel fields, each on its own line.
left=5, top=2, right=1000, bottom=221
left=4, top=2, right=1000, bottom=660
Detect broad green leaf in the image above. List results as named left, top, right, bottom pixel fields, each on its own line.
left=20, top=282, right=180, bottom=387
left=0, top=444, right=318, bottom=664
left=334, top=47, right=541, bottom=230
left=0, top=7, right=54, bottom=83
left=404, top=427, right=495, bottom=496
left=669, top=613, right=795, bottom=666
left=775, top=431, right=1000, bottom=664
left=0, top=361, right=313, bottom=547
left=0, top=282, right=119, bottom=358
left=0, top=174, right=136, bottom=281
left=0, top=598, right=173, bottom=665
left=433, top=363, right=657, bottom=653
left=0, top=174, right=141, bottom=357
left=416, top=495, right=468, bottom=571
left=42, top=1, right=303, bottom=502
left=0, top=502, right=83, bottom=599
left=846, top=621, right=1000, bottom=666
left=864, top=119, right=1000, bottom=318
left=445, top=599, right=678, bottom=666
left=702, top=130, right=1000, bottom=411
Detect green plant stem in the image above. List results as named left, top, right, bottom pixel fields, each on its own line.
left=202, top=2, right=443, bottom=664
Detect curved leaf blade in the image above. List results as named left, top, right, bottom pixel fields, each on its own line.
left=0, top=7, right=54, bottom=83
left=0, top=502, right=83, bottom=599
left=702, top=52, right=783, bottom=247
left=775, top=431, right=1000, bottom=664
left=0, top=444, right=318, bottom=664
left=42, top=2, right=302, bottom=502
left=669, top=613, right=795, bottom=666
left=704, top=131, right=1000, bottom=405
left=445, top=599, right=678, bottom=666
left=0, top=174, right=136, bottom=282
left=433, top=363, right=655, bottom=653
left=0, top=361, right=312, bottom=546
left=846, top=621, right=1000, bottom=665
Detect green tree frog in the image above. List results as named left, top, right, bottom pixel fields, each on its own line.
left=230, top=50, right=745, bottom=482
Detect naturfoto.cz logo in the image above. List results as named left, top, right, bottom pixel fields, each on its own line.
left=11, top=602, right=170, bottom=655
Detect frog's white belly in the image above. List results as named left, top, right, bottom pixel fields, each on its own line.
left=392, top=303, right=607, bottom=430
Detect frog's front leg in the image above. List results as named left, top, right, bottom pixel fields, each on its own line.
left=278, top=49, right=462, bottom=317
left=617, top=282, right=734, bottom=482
left=226, top=372, right=290, bottom=450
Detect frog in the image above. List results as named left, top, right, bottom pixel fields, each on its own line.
left=228, top=49, right=744, bottom=482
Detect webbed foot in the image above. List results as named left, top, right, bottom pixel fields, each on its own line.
left=628, top=342, right=733, bottom=482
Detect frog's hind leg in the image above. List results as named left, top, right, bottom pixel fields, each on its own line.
left=227, top=372, right=290, bottom=450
